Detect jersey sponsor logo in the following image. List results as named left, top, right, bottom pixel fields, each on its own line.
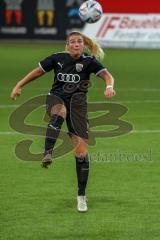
left=76, top=63, right=83, bottom=72
left=63, top=80, right=91, bottom=93
left=57, top=73, right=80, bottom=83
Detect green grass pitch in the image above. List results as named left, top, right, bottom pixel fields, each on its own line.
left=0, top=42, right=160, bottom=240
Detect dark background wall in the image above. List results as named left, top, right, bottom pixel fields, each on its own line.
left=1, top=0, right=160, bottom=40
left=0, top=0, right=85, bottom=40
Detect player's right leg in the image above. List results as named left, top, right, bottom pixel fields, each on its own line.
left=41, top=94, right=67, bottom=168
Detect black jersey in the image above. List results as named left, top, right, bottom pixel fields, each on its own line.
left=39, top=52, right=106, bottom=97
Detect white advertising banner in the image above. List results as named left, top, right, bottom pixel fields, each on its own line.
left=82, top=14, right=160, bottom=48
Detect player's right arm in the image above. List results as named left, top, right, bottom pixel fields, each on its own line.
left=10, top=67, right=44, bottom=100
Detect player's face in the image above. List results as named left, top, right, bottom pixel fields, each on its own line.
left=67, top=35, right=85, bottom=57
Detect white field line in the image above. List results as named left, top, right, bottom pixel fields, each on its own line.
left=0, top=99, right=160, bottom=109
left=3, top=87, right=160, bottom=91
left=0, top=104, right=45, bottom=109
left=0, top=105, right=20, bottom=108
left=116, top=88, right=160, bottom=92
left=91, top=88, right=160, bottom=92
left=0, top=130, right=160, bottom=135
left=89, top=100, right=160, bottom=104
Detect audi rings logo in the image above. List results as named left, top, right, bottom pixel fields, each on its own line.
left=57, top=73, right=80, bottom=83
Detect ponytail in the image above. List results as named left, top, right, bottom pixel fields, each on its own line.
left=65, top=31, right=104, bottom=61
left=81, top=33, right=104, bottom=61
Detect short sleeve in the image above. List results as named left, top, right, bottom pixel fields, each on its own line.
left=89, top=57, right=107, bottom=76
left=39, top=54, right=57, bottom=72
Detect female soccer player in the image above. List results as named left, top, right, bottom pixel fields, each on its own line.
left=11, top=31, right=116, bottom=212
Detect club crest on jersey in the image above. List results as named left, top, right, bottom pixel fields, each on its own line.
left=76, top=64, right=83, bottom=72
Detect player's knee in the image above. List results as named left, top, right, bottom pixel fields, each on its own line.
left=74, top=143, right=88, bottom=158
left=57, top=109, right=66, bottom=118
left=75, top=151, right=88, bottom=158
left=50, top=104, right=67, bottom=119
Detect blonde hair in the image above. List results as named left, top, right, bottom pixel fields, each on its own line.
left=65, top=31, right=104, bottom=61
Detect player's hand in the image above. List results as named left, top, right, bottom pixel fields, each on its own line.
left=11, top=86, right=22, bottom=100
left=104, top=87, right=116, bottom=99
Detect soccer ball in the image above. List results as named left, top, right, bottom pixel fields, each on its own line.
left=79, top=0, right=103, bottom=24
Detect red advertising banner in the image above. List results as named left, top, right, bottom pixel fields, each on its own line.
left=98, top=0, right=160, bottom=13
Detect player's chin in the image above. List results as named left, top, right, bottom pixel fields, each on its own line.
left=74, top=49, right=81, bottom=54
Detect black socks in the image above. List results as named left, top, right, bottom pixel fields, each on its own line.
left=45, top=114, right=89, bottom=196
left=75, top=154, right=89, bottom=196
left=44, top=114, right=64, bottom=155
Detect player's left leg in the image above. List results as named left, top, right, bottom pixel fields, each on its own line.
left=66, top=92, right=89, bottom=211
left=71, top=135, right=89, bottom=212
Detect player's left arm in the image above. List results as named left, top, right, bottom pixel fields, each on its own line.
left=98, top=70, right=116, bottom=99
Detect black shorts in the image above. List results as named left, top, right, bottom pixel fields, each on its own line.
left=45, top=92, right=89, bottom=139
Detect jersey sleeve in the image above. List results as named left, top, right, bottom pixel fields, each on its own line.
left=89, top=57, right=107, bottom=76
left=38, top=54, right=57, bottom=72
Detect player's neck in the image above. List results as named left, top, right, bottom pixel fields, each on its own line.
left=69, top=53, right=81, bottom=60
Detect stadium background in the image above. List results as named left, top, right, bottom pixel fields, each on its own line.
left=0, top=1, right=160, bottom=240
